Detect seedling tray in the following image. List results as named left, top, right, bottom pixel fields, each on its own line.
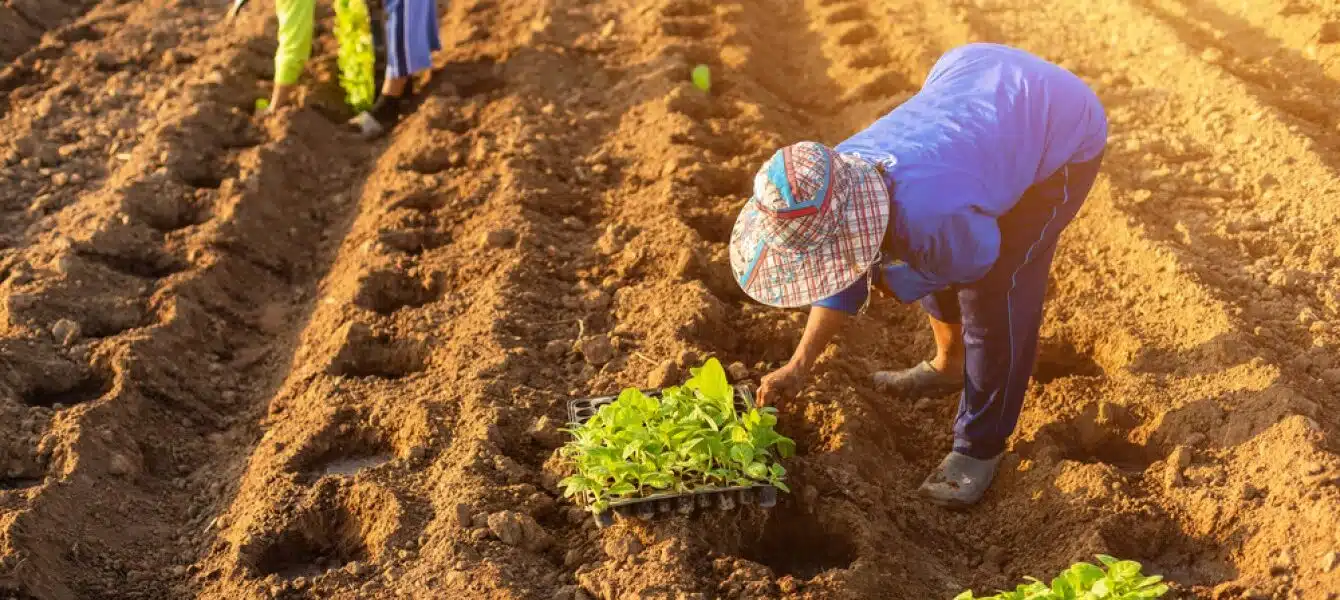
left=566, top=385, right=779, bottom=528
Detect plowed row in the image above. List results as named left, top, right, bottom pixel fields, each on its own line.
left=2, top=0, right=1338, bottom=599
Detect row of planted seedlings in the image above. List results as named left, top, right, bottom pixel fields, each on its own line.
left=558, top=358, right=796, bottom=527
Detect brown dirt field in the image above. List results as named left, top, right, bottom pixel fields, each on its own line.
left=2, top=0, right=1339, bottom=598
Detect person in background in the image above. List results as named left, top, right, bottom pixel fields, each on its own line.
left=732, top=43, right=1108, bottom=508
left=257, top=0, right=441, bottom=136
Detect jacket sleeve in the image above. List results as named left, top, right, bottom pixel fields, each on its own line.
left=274, top=0, right=316, bottom=86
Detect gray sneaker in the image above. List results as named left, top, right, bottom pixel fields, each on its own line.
left=918, top=451, right=1002, bottom=508
left=873, top=361, right=963, bottom=397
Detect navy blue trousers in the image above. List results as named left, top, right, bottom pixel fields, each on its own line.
left=920, top=152, right=1105, bottom=459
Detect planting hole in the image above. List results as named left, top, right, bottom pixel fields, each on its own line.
left=23, top=370, right=112, bottom=409
left=251, top=484, right=401, bottom=579
left=79, top=250, right=186, bottom=280
left=0, top=477, right=41, bottom=491
left=739, top=508, right=857, bottom=580
left=1033, top=341, right=1103, bottom=384
left=292, top=429, right=395, bottom=480
left=256, top=507, right=371, bottom=579
left=328, top=324, right=428, bottom=379
left=353, top=270, right=441, bottom=315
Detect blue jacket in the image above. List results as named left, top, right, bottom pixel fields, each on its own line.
left=815, top=43, right=1108, bottom=312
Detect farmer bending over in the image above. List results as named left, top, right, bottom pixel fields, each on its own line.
left=266, top=0, right=441, bottom=135
left=731, top=43, right=1108, bottom=507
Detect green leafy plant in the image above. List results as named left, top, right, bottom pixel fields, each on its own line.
left=559, top=358, right=795, bottom=513
left=333, top=0, right=376, bottom=112
left=954, top=556, right=1169, bottom=600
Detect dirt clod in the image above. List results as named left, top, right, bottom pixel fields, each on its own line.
left=51, top=319, right=81, bottom=345
left=487, top=511, right=552, bottom=551
left=1319, top=22, right=1340, bottom=44
left=727, top=361, right=750, bottom=382
left=603, top=533, right=643, bottom=561
left=483, top=228, right=517, bottom=248
left=647, top=360, right=682, bottom=388
left=576, top=335, right=615, bottom=366
left=1321, top=551, right=1339, bottom=573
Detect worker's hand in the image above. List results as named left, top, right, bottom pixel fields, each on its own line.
left=757, top=361, right=808, bottom=407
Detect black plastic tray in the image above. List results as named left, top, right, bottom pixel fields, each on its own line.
left=565, top=385, right=778, bottom=528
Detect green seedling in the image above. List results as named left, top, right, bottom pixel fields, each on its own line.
left=559, top=358, right=795, bottom=513
left=692, top=64, right=711, bottom=93
left=254, top=98, right=270, bottom=112
left=954, top=555, right=1170, bottom=600
left=334, top=0, right=376, bottom=112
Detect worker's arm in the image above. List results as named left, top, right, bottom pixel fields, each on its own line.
left=270, top=0, right=315, bottom=108
left=756, top=306, right=850, bottom=406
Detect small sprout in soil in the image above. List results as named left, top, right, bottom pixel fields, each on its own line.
left=559, top=358, right=794, bottom=513
left=255, top=98, right=270, bottom=112
left=692, top=65, right=711, bottom=94
left=954, top=555, right=1169, bottom=600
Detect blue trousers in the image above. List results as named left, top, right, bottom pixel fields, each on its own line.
left=920, top=152, right=1105, bottom=459
left=383, top=0, right=441, bottom=80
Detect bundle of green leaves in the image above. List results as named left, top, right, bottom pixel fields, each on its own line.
left=333, top=0, right=376, bottom=112
left=955, top=556, right=1170, bottom=600
left=559, top=358, right=796, bottom=513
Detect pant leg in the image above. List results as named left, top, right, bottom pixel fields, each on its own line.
left=384, top=0, right=439, bottom=80
left=920, top=288, right=962, bottom=325
left=952, top=152, right=1105, bottom=459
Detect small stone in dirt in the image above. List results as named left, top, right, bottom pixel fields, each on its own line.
left=453, top=503, right=474, bottom=529
left=1270, top=550, right=1295, bottom=576
left=647, top=360, right=682, bottom=388
left=487, top=511, right=552, bottom=551
left=51, top=319, right=81, bottom=346
left=727, top=362, right=750, bottom=381
left=1165, top=446, right=1192, bottom=487
left=603, top=533, right=643, bottom=561
left=529, top=415, right=566, bottom=449
left=1242, top=483, right=1264, bottom=500
left=109, top=454, right=137, bottom=477
left=982, top=546, right=1006, bottom=573
left=1321, top=551, right=1339, bottom=573
left=577, top=335, right=615, bottom=366
left=51, top=172, right=70, bottom=187
left=545, top=339, right=569, bottom=358
left=677, top=349, right=699, bottom=367
left=566, top=507, right=588, bottom=525
left=564, top=548, right=585, bottom=568
left=483, top=228, right=517, bottom=248
left=562, top=216, right=584, bottom=229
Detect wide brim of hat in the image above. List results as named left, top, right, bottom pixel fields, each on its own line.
left=729, top=153, right=891, bottom=308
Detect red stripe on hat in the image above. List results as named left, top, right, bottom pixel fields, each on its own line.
left=741, top=245, right=769, bottom=293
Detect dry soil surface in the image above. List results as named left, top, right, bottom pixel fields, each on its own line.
left=2, top=0, right=1340, bottom=599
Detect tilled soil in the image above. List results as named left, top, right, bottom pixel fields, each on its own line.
left=2, top=0, right=1339, bottom=598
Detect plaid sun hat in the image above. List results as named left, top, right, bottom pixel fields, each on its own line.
left=729, top=141, right=892, bottom=308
